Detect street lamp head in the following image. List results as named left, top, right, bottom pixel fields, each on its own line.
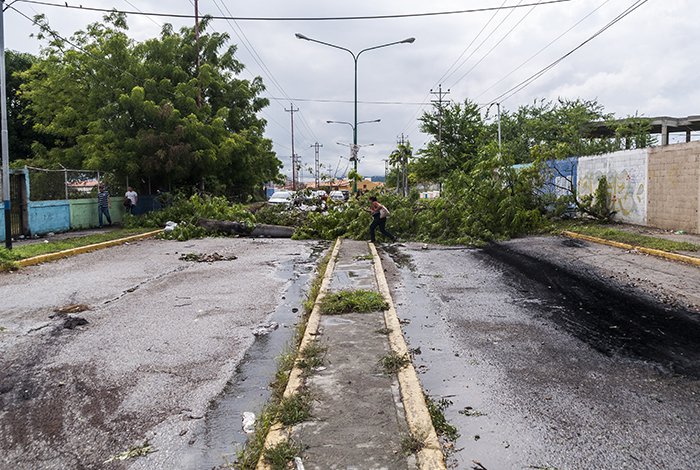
left=295, top=33, right=310, bottom=40
left=402, top=37, right=416, bottom=44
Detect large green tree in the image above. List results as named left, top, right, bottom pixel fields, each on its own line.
left=414, top=99, right=487, bottom=183
left=5, top=50, right=43, bottom=161
left=19, top=12, right=280, bottom=199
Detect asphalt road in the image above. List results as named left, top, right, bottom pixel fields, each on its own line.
left=0, top=237, right=321, bottom=470
left=382, top=236, right=700, bottom=470
left=2, top=234, right=699, bottom=470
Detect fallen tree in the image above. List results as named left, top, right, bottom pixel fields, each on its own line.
left=197, top=218, right=294, bottom=238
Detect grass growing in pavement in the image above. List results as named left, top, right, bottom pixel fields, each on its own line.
left=297, top=340, right=327, bottom=374
left=556, top=222, right=700, bottom=252
left=319, top=289, right=388, bottom=315
left=262, top=439, right=303, bottom=470
left=425, top=396, right=460, bottom=442
left=380, top=352, right=411, bottom=375
left=400, top=433, right=425, bottom=455
left=0, top=228, right=157, bottom=262
left=276, top=392, right=313, bottom=426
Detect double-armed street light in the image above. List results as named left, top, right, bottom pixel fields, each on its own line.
left=295, top=33, right=415, bottom=193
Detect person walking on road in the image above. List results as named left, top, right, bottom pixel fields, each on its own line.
left=97, top=185, right=112, bottom=228
left=368, top=196, right=396, bottom=244
left=124, top=186, right=138, bottom=214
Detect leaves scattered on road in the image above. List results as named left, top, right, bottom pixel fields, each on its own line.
left=178, top=252, right=238, bottom=262
left=103, top=441, right=155, bottom=463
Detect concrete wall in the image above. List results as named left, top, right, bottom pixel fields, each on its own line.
left=578, top=149, right=649, bottom=225
left=28, top=200, right=71, bottom=235
left=647, top=141, right=700, bottom=233
left=70, top=198, right=124, bottom=229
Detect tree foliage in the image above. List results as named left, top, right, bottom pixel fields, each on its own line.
left=18, top=13, right=280, bottom=199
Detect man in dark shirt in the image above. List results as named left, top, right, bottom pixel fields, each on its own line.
left=97, top=185, right=112, bottom=228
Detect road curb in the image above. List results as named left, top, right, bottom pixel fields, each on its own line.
left=370, top=242, right=447, bottom=470
left=17, top=230, right=163, bottom=267
left=562, top=231, right=700, bottom=268
left=256, top=237, right=342, bottom=470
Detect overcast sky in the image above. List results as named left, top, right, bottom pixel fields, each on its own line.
left=5, top=0, right=699, bottom=180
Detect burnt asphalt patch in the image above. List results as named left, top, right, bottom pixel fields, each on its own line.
left=483, top=242, right=700, bottom=378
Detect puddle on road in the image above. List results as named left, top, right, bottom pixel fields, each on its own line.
left=186, top=248, right=320, bottom=469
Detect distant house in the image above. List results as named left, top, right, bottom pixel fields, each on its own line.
left=66, top=179, right=99, bottom=194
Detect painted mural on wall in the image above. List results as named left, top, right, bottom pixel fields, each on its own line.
left=577, top=149, right=648, bottom=225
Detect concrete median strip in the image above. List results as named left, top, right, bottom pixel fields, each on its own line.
left=257, top=238, right=445, bottom=469
left=17, top=230, right=163, bottom=267
left=562, top=231, right=700, bottom=268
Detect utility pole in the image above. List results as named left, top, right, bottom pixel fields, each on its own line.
left=396, top=134, right=408, bottom=197
left=194, top=0, right=202, bottom=108
left=430, top=84, right=450, bottom=189
left=285, top=103, right=299, bottom=190
left=311, top=142, right=323, bottom=189
left=0, top=0, right=11, bottom=248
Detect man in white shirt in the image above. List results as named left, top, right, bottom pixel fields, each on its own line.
left=124, top=186, right=138, bottom=214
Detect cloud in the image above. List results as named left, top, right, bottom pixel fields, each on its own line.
left=5, top=0, right=699, bottom=179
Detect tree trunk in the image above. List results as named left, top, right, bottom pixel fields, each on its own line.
left=196, top=218, right=294, bottom=238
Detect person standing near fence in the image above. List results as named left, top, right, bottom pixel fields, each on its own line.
left=124, top=186, right=138, bottom=214
left=97, top=185, right=112, bottom=227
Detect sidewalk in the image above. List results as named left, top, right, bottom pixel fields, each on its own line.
left=258, top=239, right=444, bottom=469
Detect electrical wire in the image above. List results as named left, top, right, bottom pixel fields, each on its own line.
left=473, top=0, right=611, bottom=101
left=447, top=0, right=543, bottom=89
left=15, top=0, right=575, bottom=22
left=486, top=0, right=649, bottom=106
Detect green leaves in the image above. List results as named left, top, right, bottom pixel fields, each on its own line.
left=18, top=13, right=280, bottom=200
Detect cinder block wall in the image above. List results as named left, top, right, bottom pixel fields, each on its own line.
left=647, top=141, right=700, bottom=234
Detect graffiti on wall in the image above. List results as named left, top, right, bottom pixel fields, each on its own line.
left=577, top=150, right=648, bottom=225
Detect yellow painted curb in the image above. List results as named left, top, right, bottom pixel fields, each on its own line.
left=17, top=230, right=163, bottom=267
left=256, top=237, right=342, bottom=470
left=369, top=242, right=447, bottom=470
left=562, top=231, right=700, bottom=268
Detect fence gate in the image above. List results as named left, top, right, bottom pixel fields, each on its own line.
left=10, top=172, right=29, bottom=239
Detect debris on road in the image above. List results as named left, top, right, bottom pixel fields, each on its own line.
left=63, top=315, right=89, bottom=329
left=179, top=252, right=238, bottom=262
left=242, top=412, right=256, bottom=433
left=103, top=441, right=155, bottom=463
left=252, top=321, right=279, bottom=337
left=52, top=303, right=90, bottom=316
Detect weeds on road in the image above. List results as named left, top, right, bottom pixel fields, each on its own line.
left=262, top=439, right=303, bottom=470
left=380, top=352, right=411, bottom=375
left=425, top=396, right=460, bottom=442
left=276, top=392, right=313, bottom=426
left=297, top=340, right=327, bottom=374
left=400, top=432, right=425, bottom=455
left=319, top=289, right=388, bottom=315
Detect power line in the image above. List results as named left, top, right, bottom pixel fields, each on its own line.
left=442, top=0, right=527, bottom=87
left=447, top=0, right=543, bottom=89
left=473, top=0, right=611, bottom=101
left=207, top=0, right=317, bottom=144
left=267, top=97, right=426, bottom=106
left=16, top=0, right=576, bottom=22
left=487, top=0, right=649, bottom=106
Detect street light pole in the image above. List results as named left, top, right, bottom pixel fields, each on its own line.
left=296, top=33, right=415, bottom=193
left=0, top=1, right=11, bottom=248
